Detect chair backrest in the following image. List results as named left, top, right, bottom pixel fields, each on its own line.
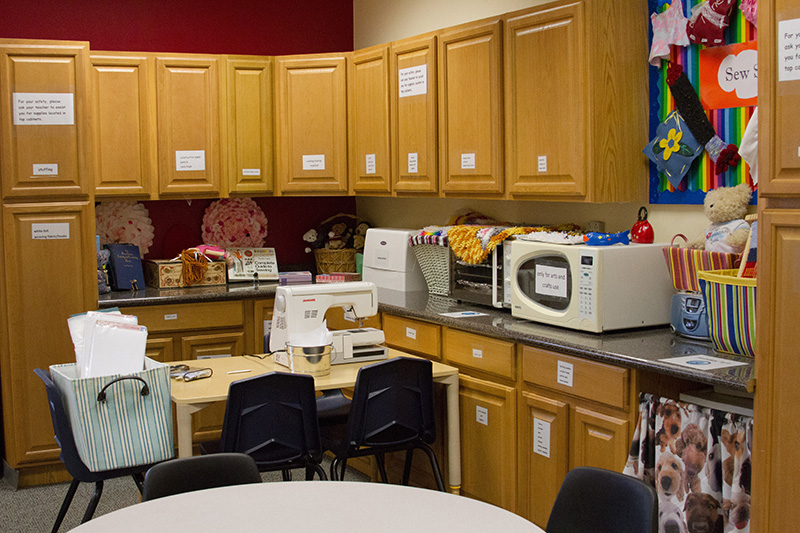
left=142, top=453, right=261, bottom=501
left=546, top=466, right=658, bottom=533
left=345, top=357, right=436, bottom=449
left=219, top=371, right=322, bottom=468
left=34, top=368, right=95, bottom=481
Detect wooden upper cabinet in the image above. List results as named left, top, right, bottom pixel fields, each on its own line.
left=348, top=45, right=392, bottom=195
left=759, top=1, right=800, bottom=196
left=90, top=52, right=156, bottom=198
left=274, top=53, right=348, bottom=195
left=504, top=0, right=647, bottom=202
left=0, top=40, right=91, bottom=199
left=225, top=56, right=274, bottom=195
left=504, top=3, right=585, bottom=198
left=438, top=18, right=503, bottom=195
left=155, top=54, right=222, bottom=197
left=391, top=33, right=438, bottom=194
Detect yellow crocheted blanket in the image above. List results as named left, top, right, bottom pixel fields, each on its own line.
left=448, top=224, right=581, bottom=264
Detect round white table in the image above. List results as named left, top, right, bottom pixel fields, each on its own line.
left=71, top=481, right=543, bottom=532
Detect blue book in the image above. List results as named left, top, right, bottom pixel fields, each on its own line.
left=105, top=243, right=144, bottom=291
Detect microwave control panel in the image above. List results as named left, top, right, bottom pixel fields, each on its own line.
left=577, top=253, right=597, bottom=322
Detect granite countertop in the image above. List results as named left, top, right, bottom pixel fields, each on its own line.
left=99, top=283, right=754, bottom=393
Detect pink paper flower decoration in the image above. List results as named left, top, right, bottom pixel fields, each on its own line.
left=95, top=201, right=155, bottom=256
left=202, top=197, right=268, bottom=248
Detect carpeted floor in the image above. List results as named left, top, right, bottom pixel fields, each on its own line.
left=0, top=458, right=369, bottom=532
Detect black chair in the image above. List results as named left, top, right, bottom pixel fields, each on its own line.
left=141, top=453, right=261, bottom=501
left=317, top=357, right=445, bottom=491
left=200, top=371, right=327, bottom=481
left=34, top=368, right=155, bottom=533
left=546, top=466, right=658, bottom=533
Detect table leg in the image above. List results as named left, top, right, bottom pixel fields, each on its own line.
left=441, top=373, right=461, bottom=494
left=174, top=403, right=211, bottom=458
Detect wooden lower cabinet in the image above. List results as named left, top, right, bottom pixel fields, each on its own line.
left=122, top=301, right=251, bottom=443
left=458, top=373, right=517, bottom=510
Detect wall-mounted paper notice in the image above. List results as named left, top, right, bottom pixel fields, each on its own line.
left=365, top=154, right=376, bottom=175
left=779, top=19, right=800, bottom=81
left=302, top=154, right=325, bottom=170
left=13, top=93, right=74, bottom=125
left=408, top=152, right=418, bottom=174
left=242, top=168, right=261, bottom=176
left=176, top=150, right=206, bottom=171
left=461, top=153, right=475, bottom=170
left=533, top=417, right=551, bottom=458
left=33, top=164, right=58, bottom=176
left=32, top=223, right=70, bottom=240
left=399, top=65, right=427, bottom=97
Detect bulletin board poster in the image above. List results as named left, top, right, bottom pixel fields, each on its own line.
left=648, top=0, right=757, bottom=204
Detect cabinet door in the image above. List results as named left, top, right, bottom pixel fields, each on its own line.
left=504, top=3, right=587, bottom=198
left=459, top=374, right=517, bottom=511
left=0, top=40, right=91, bottom=199
left=155, top=55, right=222, bottom=197
left=570, top=405, right=629, bottom=472
left=225, top=56, right=274, bottom=195
left=275, top=54, right=348, bottom=194
left=382, top=314, right=441, bottom=359
left=145, top=336, right=175, bottom=362
left=759, top=0, right=800, bottom=196
left=90, top=53, right=155, bottom=198
left=391, top=33, right=438, bottom=194
left=0, top=201, right=96, bottom=467
left=438, top=19, right=503, bottom=195
left=518, top=390, right=569, bottom=528
left=183, top=331, right=247, bottom=441
left=348, top=45, right=392, bottom=194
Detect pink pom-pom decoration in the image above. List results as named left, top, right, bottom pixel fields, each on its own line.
left=201, top=198, right=268, bottom=248
left=95, top=201, right=155, bottom=256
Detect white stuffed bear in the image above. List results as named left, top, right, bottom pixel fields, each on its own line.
left=690, top=183, right=752, bottom=254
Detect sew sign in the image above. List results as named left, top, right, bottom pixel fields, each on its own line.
left=700, top=40, right=758, bottom=110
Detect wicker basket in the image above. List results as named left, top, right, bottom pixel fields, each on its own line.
left=314, top=248, right=357, bottom=274
left=412, top=243, right=453, bottom=296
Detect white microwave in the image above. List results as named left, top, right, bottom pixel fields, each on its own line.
left=508, top=240, right=673, bottom=332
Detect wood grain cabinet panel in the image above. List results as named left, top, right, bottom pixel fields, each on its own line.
left=0, top=40, right=91, bottom=199
left=391, top=33, right=438, bottom=194
left=90, top=52, right=155, bottom=198
left=274, top=53, right=348, bottom=194
left=0, top=201, right=96, bottom=468
left=443, top=327, right=514, bottom=380
left=155, top=54, right=222, bottom=197
left=504, top=0, right=647, bottom=201
left=458, top=374, right=517, bottom=512
left=225, top=56, right=274, bottom=195
left=348, top=45, right=392, bottom=194
left=438, top=18, right=504, bottom=195
left=382, top=314, right=441, bottom=359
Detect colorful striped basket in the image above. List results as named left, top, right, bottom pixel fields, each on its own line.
left=698, top=269, right=756, bottom=357
left=662, top=235, right=740, bottom=293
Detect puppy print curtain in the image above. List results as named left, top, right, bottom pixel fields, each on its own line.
left=624, top=393, right=752, bottom=532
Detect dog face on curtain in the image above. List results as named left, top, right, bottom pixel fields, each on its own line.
left=623, top=394, right=752, bottom=533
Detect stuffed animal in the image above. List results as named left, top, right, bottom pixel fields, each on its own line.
left=690, top=183, right=752, bottom=254
left=303, top=228, right=325, bottom=254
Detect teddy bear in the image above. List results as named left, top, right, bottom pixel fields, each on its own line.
left=690, top=183, right=752, bottom=254
left=302, top=228, right=326, bottom=254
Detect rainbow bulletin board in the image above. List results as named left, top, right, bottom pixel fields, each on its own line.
left=648, top=0, right=757, bottom=204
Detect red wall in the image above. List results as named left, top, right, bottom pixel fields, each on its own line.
left=1, top=0, right=354, bottom=55
left=3, top=1, right=357, bottom=270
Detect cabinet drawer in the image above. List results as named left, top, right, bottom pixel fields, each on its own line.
left=444, top=328, right=515, bottom=380
left=382, top=315, right=441, bottom=359
left=521, top=346, right=629, bottom=411
left=123, top=301, right=245, bottom=333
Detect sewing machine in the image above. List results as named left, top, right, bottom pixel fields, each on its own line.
left=269, top=281, right=388, bottom=365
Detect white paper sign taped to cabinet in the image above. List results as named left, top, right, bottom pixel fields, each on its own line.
left=398, top=65, right=427, bottom=97
left=13, top=93, right=74, bottom=125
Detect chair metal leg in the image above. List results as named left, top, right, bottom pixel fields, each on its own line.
left=330, top=457, right=342, bottom=481
left=417, top=443, right=446, bottom=492
left=52, top=478, right=80, bottom=533
left=375, top=453, right=389, bottom=483
left=132, top=473, right=145, bottom=494
left=281, top=469, right=292, bottom=481
left=402, top=448, right=415, bottom=486
left=81, top=480, right=104, bottom=524
left=309, top=463, right=328, bottom=481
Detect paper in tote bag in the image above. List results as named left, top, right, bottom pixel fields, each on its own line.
left=50, top=357, right=174, bottom=472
